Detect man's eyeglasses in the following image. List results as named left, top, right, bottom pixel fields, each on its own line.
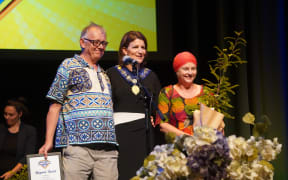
left=83, top=38, right=108, bottom=47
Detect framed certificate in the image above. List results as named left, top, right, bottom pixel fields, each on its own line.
left=26, top=152, right=63, bottom=180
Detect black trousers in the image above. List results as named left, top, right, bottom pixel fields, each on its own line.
left=116, top=118, right=153, bottom=180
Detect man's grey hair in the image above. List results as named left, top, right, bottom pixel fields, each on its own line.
left=80, top=22, right=106, bottom=38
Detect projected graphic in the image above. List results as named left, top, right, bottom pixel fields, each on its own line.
left=0, top=0, right=157, bottom=51
left=0, top=0, right=21, bottom=20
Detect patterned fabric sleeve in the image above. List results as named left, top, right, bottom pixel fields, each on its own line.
left=46, top=59, right=70, bottom=104
left=155, top=85, right=173, bottom=125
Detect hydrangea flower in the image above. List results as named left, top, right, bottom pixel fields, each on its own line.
left=226, top=136, right=282, bottom=180
left=132, top=127, right=282, bottom=180
left=133, top=144, right=190, bottom=180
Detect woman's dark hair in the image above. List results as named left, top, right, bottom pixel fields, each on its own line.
left=118, top=31, right=148, bottom=66
left=4, top=97, right=30, bottom=123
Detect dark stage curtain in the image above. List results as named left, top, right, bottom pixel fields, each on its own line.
left=169, top=0, right=287, bottom=179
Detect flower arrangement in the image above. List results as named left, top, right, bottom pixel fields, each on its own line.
left=132, top=126, right=232, bottom=180
left=132, top=125, right=282, bottom=180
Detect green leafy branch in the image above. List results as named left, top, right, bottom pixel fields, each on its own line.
left=199, top=31, right=247, bottom=119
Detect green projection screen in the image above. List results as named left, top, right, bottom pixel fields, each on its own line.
left=0, top=0, right=157, bottom=51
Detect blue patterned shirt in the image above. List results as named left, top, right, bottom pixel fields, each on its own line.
left=47, top=55, right=117, bottom=147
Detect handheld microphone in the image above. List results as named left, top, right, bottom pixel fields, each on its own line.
left=123, top=56, right=138, bottom=66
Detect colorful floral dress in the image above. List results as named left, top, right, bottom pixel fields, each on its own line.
left=156, top=85, right=204, bottom=135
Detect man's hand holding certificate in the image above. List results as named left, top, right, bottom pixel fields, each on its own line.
left=26, top=152, right=63, bottom=180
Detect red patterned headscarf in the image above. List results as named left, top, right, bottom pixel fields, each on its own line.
left=173, top=51, right=197, bottom=72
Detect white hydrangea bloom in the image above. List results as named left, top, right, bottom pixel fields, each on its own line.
left=227, top=135, right=248, bottom=160
left=193, top=126, right=218, bottom=145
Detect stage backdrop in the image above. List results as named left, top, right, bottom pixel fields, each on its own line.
left=0, top=0, right=157, bottom=51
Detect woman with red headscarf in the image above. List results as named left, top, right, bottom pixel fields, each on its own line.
left=155, top=51, right=204, bottom=136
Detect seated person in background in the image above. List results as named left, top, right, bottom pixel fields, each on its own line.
left=0, top=98, right=37, bottom=180
left=155, top=51, right=205, bottom=136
